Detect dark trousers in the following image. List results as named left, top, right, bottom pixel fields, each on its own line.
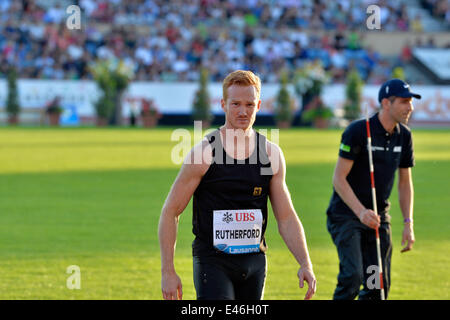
left=193, top=253, right=266, bottom=300
left=327, top=215, right=392, bottom=300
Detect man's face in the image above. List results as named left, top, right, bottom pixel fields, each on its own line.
left=386, top=97, right=414, bottom=124
left=221, top=84, right=261, bottom=130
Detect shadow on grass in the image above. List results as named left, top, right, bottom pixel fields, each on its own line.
left=0, top=160, right=448, bottom=258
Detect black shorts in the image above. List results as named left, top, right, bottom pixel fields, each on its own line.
left=193, top=253, right=266, bottom=300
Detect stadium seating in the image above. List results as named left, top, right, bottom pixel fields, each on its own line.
left=0, top=0, right=448, bottom=85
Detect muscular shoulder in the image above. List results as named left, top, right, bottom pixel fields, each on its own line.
left=266, top=139, right=282, bottom=159
left=266, top=139, right=284, bottom=177
left=183, top=137, right=213, bottom=177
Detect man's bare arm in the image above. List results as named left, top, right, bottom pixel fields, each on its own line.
left=267, top=142, right=316, bottom=299
left=398, top=167, right=415, bottom=252
left=158, top=142, right=211, bottom=299
left=333, top=156, right=380, bottom=229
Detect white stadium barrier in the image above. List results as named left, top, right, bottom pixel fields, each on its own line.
left=0, top=80, right=449, bottom=126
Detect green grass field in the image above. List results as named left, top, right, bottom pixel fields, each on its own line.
left=0, top=126, right=449, bottom=300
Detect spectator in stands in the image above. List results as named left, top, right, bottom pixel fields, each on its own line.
left=410, top=13, right=424, bottom=32
left=0, top=0, right=448, bottom=84
left=400, top=40, right=413, bottom=64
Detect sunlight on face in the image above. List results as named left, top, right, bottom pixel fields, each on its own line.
left=389, top=97, right=414, bottom=124
left=222, top=85, right=261, bottom=130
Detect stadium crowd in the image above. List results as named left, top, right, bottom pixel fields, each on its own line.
left=0, top=0, right=449, bottom=84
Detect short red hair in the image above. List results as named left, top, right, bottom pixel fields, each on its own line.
left=222, top=70, right=261, bottom=102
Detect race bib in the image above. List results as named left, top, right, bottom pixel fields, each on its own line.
left=213, top=209, right=263, bottom=254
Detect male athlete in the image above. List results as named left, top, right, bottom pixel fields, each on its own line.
left=159, top=70, right=316, bottom=300
left=327, top=79, right=419, bottom=299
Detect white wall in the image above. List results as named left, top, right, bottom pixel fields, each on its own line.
left=0, top=80, right=449, bottom=124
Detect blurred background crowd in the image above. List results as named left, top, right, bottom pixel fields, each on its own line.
left=0, top=0, right=449, bottom=84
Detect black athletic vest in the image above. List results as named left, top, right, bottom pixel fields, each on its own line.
left=192, top=129, right=273, bottom=257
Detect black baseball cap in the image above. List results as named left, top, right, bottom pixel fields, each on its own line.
left=378, top=79, right=421, bottom=103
